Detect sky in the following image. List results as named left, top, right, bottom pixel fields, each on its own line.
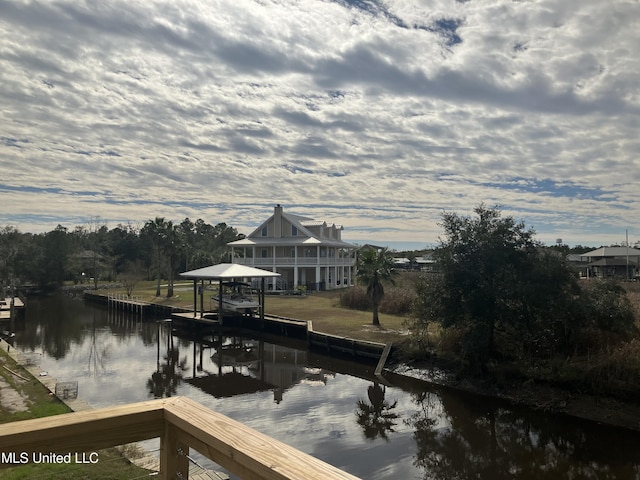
left=1, top=0, right=639, bottom=251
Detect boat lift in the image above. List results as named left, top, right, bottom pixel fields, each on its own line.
left=179, top=263, right=281, bottom=325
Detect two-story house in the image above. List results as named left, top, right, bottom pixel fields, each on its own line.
left=228, top=205, right=357, bottom=291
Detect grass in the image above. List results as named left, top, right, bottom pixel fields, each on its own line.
left=0, top=347, right=153, bottom=479
left=0, top=348, right=71, bottom=424
left=0, top=449, right=152, bottom=480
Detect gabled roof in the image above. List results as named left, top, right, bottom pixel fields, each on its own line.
left=228, top=206, right=356, bottom=249
left=581, top=247, right=640, bottom=258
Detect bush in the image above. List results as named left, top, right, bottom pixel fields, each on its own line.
left=340, top=286, right=416, bottom=315
left=380, top=287, right=416, bottom=315
left=339, top=286, right=370, bottom=311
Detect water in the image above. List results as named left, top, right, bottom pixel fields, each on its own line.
left=11, top=295, right=640, bottom=479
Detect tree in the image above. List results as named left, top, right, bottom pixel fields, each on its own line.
left=40, top=225, right=72, bottom=289
left=356, top=247, right=397, bottom=326
left=141, top=218, right=172, bottom=297
left=413, top=204, right=580, bottom=373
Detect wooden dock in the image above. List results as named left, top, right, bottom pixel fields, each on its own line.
left=171, top=311, right=393, bottom=366
left=85, top=292, right=393, bottom=368
left=0, top=296, right=25, bottom=321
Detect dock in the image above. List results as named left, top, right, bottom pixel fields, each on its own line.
left=171, top=311, right=392, bottom=364
left=88, top=292, right=393, bottom=368
left=0, top=296, right=25, bottom=321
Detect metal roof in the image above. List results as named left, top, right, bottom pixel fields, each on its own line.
left=179, top=263, right=281, bottom=279
left=581, top=247, right=640, bottom=258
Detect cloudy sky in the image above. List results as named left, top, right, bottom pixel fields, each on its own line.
left=1, top=0, right=639, bottom=249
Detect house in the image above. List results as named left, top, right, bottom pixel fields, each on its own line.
left=580, top=246, right=640, bottom=279
left=228, top=205, right=357, bottom=291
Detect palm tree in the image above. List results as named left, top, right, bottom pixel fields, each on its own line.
left=141, top=217, right=172, bottom=297
left=355, top=382, right=400, bottom=440
left=356, top=247, right=397, bottom=326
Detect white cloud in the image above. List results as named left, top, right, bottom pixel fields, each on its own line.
left=1, top=0, right=639, bottom=248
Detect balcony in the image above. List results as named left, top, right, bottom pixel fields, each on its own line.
left=0, top=396, right=360, bottom=480
left=234, top=257, right=355, bottom=267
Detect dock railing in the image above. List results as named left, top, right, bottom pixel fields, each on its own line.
left=0, top=396, right=360, bottom=480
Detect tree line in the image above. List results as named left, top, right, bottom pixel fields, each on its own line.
left=0, top=218, right=242, bottom=295
left=410, top=204, right=638, bottom=382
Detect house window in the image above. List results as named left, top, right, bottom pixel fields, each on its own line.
left=292, top=225, right=298, bottom=236
left=261, top=249, right=268, bottom=258
left=261, top=226, right=268, bottom=236
left=291, top=248, right=295, bottom=257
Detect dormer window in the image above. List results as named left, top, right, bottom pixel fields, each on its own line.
left=292, top=225, right=298, bottom=236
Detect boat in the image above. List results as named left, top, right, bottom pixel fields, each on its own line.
left=219, top=281, right=259, bottom=315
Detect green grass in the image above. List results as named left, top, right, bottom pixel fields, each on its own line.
left=0, top=448, right=151, bottom=480
left=0, top=349, right=71, bottom=424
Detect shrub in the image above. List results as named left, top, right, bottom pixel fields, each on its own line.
left=380, top=287, right=416, bottom=315
left=339, top=286, right=370, bottom=311
left=340, top=285, right=417, bottom=316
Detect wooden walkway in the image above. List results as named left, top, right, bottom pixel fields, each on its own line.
left=0, top=297, right=24, bottom=321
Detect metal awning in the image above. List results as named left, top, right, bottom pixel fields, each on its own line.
left=179, top=263, right=281, bottom=280
left=179, top=263, right=280, bottom=321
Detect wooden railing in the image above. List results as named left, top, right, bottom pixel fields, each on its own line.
left=0, top=396, right=360, bottom=480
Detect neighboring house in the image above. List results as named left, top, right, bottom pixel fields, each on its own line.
left=579, top=246, right=640, bottom=279
left=228, top=205, right=357, bottom=291
left=566, top=253, right=590, bottom=278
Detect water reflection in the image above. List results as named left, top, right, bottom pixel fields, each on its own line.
left=406, top=389, right=640, bottom=480
left=12, top=296, right=640, bottom=480
left=148, top=336, right=187, bottom=399
left=356, top=383, right=400, bottom=441
left=183, top=334, right=335, bottom=404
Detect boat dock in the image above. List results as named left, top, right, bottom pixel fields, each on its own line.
left=86, top=292, right=393, bottom=367
left=0, top=296, right=25, bottom=335
left=171, top=311, right=391, bottom=364
left=0, top=296, right=25, bottom=321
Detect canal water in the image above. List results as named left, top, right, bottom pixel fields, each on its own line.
left=11, top=295, right=640, bottom=479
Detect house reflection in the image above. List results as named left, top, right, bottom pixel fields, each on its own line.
left=185, top=335, right=334, bottom=403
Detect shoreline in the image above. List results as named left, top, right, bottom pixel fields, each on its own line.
left=391, top=359, right=640, bottom=434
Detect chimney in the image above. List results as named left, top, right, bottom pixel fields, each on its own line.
left=274, top=204, right=282, bottom=238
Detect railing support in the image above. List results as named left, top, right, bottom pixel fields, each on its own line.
left=160, top=423, right=190, bottom=480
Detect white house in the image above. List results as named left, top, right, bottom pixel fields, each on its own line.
left=228, top=205, right=357, bottom=291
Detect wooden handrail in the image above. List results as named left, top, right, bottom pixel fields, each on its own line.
left=0, top=397, right=361, bottom=480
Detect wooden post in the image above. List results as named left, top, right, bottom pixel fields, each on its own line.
left=160, top=423, right=190, bottom=480
left=10, top=296, right=15, bottom=333
left=192, top=280, right=197, bottom=318
left=218, top=279, right=223, bottom=326
left=199, top=280, right=204, bottom=319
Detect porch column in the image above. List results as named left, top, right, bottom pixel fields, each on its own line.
left=272, top=246, right=277, bottom=291
left=294, top=247, right=299, bottom=287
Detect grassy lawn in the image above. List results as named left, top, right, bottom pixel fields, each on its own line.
left=0, top=348, right=71, bottom=424
left=264, top=290, right=410, bottom=344
left=0, top=347, right=153, bottom=479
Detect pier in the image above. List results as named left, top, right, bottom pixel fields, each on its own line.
left=0, top=296, right=25, bottom=335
